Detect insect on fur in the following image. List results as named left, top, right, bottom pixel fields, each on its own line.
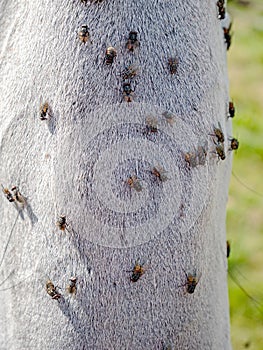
left=130, top=262, right=145, bottom=282
left=66, top=276, right=77, bottom=295
left=151, top=166, right=169, bottom=182
left=126, top=31, right=140, bottom=52
left=145, top=116, right=158, bottom=133
left=217, top=0, right=225, bottom=20
left=11, top=186, right=27, bottom=208
left=168, top=57, right=178, bottom=75
left=184, top=152, right=198, bottom=168
left=46, top=279, right=62, bottom=300
left=40, top=102, right=52, bottom=121
left=121, top=64, right=139, bottom=80
left=214, top=143, right=226, bottom=161
left=229, top=137, right=239, bottom=151
left=56, top=215, right=68, bottom=231
left=228, top=101, right=235, bottom=118
left=210, top=122, right=225, bottom=144
left=223, top=23, right=232, bottom=51
left=127, top=175, right=142, bottom=192
left=122, top=81, right=135, bottom=103
left=78, top=25, right=91, bottom=44
left=184, top=142, right=207, bottom=168
left=162, top=111, right=175, bottom=126
left=185, top=271, right=201, bottom=294
left=1, top=185, right=27, bottom=209
left=104, top=46, right=117, bottom=65
left=1, top=185, right=15, bottom=203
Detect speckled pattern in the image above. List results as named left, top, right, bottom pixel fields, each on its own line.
left=0, top=1, right=232, bottom=349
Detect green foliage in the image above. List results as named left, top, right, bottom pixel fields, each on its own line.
left=227, top=0, right=263, bottom=348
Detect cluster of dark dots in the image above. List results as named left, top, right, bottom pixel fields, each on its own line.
left=217, top=1, right=262, bottom=321
left=217, top=0, right=226, bottom=20
left=0, top=189, right=77, bottom=297
left=46, top=276, right=77, bottom=300
left=143, top=111, right=175, bottom=135
left=217, top=0, right=233, bottom=50
left=185, top=115, right=239, bottom=167
left=0, top=2, right=245, bottom=348
left=0, top=184, right=201, bottom=298
left=0, top=6, right=245, bottom=350
left=209, top=2, right=237, bottom=160
left=216, top=3, right=238, bottom=259
left=0, top=0, right=239, bottom=300
left=127, top=164, right=169, bottom=193
left=128, top=261, right=200, bottom=294
left=217, top=1, right=239, bottom=279
left=121, top=31, right=139, bottom=103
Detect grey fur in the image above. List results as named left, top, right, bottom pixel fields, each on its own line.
left=0, top=1, right=232, bottom=349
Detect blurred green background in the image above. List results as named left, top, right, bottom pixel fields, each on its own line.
left=227, top=0, right=263, bottom=349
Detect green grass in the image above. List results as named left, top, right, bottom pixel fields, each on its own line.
left=227, top=0, right=263, bottom=349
